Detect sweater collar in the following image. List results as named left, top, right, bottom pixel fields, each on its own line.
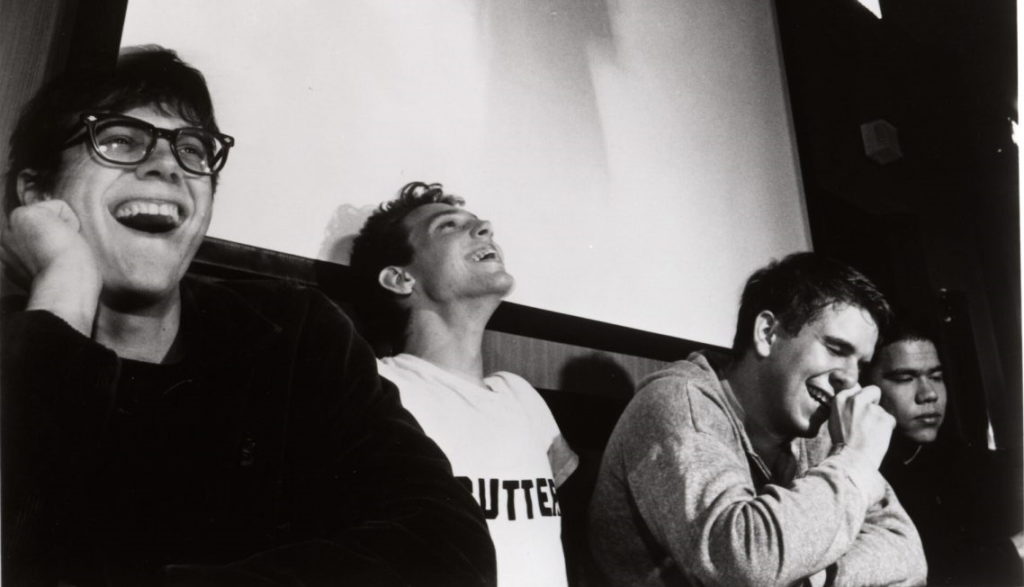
left=179, top=276, right=281, bottom=369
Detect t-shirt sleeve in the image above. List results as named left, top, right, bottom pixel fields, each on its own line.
left=500, top=372, right=579, bottom=488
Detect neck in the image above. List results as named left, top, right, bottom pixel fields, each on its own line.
left=723, top=356, right=790, bottom=459
left=402, top=296, right=498, bottom=386
left=887, top=433, right=925, bottom=465
left=93, top=290, right=182, bottom=363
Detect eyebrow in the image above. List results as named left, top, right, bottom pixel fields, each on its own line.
left=426, top=209, right=476, bottom=230
left=882, top=366, right=943, bottom=378
left=822, top=335, right=856, bottom=356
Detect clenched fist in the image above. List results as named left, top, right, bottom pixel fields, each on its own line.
left=828, top=385, right=896, bottom=471
left=1, top=199, right=101, bottom=335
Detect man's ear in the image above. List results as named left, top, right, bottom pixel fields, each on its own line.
left=378, top=266, right=415, bottom=296
left=752, top=310, right=779, bottom=358
left=16, top=170, right=49, bottom=205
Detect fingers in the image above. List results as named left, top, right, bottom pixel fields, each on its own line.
left=31, top=199, right=81, bottom=232
left=856, top=385, right=881, bottom=405
left=0, top=220, right=32, bottom=287
left=1, top=199, right=94, bottom=289
left=833, top=385, right=858, bottom=405
left=828, top=383, right=892, bottom=453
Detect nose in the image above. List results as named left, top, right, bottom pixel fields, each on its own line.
left=915, top=378, right=939, bottom=404
left=135, top=137, right=183, bottom=183
left=828, top=368, right=858, bottom=392
left=473, top=219, right=493, bottom=238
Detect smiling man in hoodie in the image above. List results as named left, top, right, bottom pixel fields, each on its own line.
left=589, top=252, right=926, bottom=586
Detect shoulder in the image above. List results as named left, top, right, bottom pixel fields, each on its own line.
left=184, top=276, right=354, bottom=331
left=622, top=353, right=739, bottom=443
left=633, top=355, right=723, bottom=417
left=186, top=275, right=337, bottom=310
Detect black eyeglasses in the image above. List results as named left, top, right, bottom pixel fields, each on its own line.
left=66, top=112, right=235, bottom=176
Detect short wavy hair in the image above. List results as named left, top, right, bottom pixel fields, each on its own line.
left=349, top=182, right=464, bottom=353
left=732, top=252, right=892, bottom=355
left=5, top=45, right=222, bottom=215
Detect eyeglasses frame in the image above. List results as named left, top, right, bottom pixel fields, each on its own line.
left=67, top=111, right=235, bottom=176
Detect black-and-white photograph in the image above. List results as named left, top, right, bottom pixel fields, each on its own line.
left=1, top=0, right=1020, bottom=585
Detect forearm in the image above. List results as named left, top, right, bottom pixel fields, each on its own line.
left=26, top=257, right=101, bottom=336
left=634, top=438, right=875, bottom=586
left=833, top=488, right=927, bottom=586
left=1, top=309, right=119, bottom=584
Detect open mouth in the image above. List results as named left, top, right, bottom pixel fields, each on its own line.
left=113, top=201, right=183, bottom=234
left=807, top=386, right=832, bottom=406
left=471, top=248, right=500, bottom=262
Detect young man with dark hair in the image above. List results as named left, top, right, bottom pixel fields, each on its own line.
left=350, top=182, right=578, bottom=587
left=1, top=47, right=495, bottom=586
left=868, top=319, right=1024, bottom=585
left=589, top=252, right=927, bottom=586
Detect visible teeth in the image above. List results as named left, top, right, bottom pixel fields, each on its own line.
left=473, top=249, right=496, bottom=261
left=808, top=387, right=831, bottom=405
left=114, top=201, right=181, bottom=222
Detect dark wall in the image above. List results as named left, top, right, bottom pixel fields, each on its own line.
left=775, top=0, right=1020, bottom=449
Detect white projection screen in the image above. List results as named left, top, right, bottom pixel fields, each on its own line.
left=120, top=0, right=812, bottom=347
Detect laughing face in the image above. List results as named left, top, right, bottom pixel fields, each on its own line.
left=43, top=106, right=214, bottom=308
left=871, top=339, right=947, bottom=444
left=757, top=303, right=880, bottom=440
left=399, top=202, right=514, bottom=305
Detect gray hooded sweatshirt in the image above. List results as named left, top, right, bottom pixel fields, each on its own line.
left=589, top=353, right=926, bottom=587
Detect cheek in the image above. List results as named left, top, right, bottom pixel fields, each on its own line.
left=892, top=389, right=918, bottom=416
left=879, top=389, right=905, bottom=414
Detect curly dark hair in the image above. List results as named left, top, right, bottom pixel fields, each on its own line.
left=349, top=181, right=464, bottom=353
left=5, top=45, right=223, bottom=215
left=732, top=252, right=892, bottom=354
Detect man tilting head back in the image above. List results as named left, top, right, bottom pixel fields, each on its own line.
left=351, top=182, right=578, bottom=587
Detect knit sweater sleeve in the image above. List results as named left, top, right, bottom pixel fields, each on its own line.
left=161, top=289, right=496, bottom=587
left=832, top=482, right=927, bottom=586
left=620, top=371, right=923, bottom=587
left=1, top=308, right=120, bottom=585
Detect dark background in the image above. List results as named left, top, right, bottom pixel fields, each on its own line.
left=776, top=0, right=1020, bottom=454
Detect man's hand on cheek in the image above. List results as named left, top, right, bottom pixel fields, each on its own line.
left=2, top=199, right=101, bottom=335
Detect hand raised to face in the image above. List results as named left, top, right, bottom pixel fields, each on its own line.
left=828, top=384, right=896, bottom=471
left=1, top=198, right=102, bottom=335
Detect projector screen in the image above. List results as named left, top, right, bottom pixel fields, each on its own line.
left=121, top=0, right=811, bottom=347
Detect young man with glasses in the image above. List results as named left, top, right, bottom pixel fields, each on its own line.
left=350, top=182, right=578, bottom=587
left=1, top=47, right=495, bottom=586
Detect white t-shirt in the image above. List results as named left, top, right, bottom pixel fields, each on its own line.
left=378, top=353, right=577, bottom=587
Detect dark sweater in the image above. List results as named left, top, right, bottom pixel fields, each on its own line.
left=882, top=436, right=1023, bottom=586
left=2, top=276, right=496, bottom=586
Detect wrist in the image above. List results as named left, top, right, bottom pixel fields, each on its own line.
left=27, top=259, right=101, bottom=336
left=829, top=443, right=886, bottom=505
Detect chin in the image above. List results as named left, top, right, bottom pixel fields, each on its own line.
left=101, top=276, right=181, bottom=312
left=907, top=429, right=939, bottom=445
